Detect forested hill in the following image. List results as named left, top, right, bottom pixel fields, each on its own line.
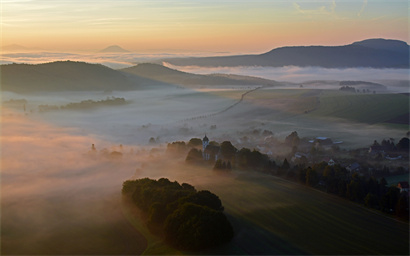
left=0, top=61, right=141, bottom=92
left=121, top=63, right=278, bottom=86
left=163, top=38, right=410, bottom=68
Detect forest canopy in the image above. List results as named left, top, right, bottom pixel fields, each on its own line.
left=122, top=178, right=233, bottom=250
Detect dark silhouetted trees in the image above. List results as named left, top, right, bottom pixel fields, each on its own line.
left=213, top=159, right=231, bottom=171
left=122, top=178, right=233, bottom=250
left=220, top=141, right=237, bottom=160
left=185, top=148, right=203, bottom=164
left=396, top=137, right=409, bottom=151
left=285, top=131, right=300, bottom=148
left=164, top=203, right=233, bottom=250
left=187, top=138, right=203, bottom=148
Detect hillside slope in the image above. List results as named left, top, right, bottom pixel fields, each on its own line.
left=1, top=61, right=279, bottom=93
left=0, top=61, right=140, bottom=92
left=164, top=39, right=409, bottom=68
left=121, top=63, right=278, bottom=86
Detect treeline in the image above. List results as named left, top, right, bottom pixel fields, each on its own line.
left=184, top=140, right=277, bottom=174
left=122, top=178, right=233, bottom=250
left=339, top=85, right=376, bottom=94
left=339, top=85, right=357, bottom=92
left=287, top=162, right=409, bottom=220
left=180, top=136, right=408, bottom=220
left=38, top=97, right=127, bottom=112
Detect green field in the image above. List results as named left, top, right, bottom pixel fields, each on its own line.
left=125, top=161, right=409, bottom=255
left=241, top=88, right=409, bottom=126
left=308, top=91, right=409, bottom=125
left=204, top=172, right=410, bottom=255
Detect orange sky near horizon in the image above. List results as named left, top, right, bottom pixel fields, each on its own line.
left=1, top=0, right=408, bottom=54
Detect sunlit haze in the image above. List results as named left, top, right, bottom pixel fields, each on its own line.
left=1, top=1, right=409, bottom=255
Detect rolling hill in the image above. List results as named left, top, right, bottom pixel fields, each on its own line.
left=0, top=61, right=278, bottom=93
left=163, top=38, right=409, bottom=68
left=0, top=61, right=140, bottom=92
left=121, top=63, right=278, bottom=86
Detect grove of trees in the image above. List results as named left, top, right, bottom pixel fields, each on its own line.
left=122, top=178, right=233, bottom=250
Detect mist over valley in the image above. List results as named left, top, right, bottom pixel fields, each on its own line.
left=1, top=39, right=409, bottom=255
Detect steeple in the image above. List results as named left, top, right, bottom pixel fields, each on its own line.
left=203, top=134, right=209, bottom=142
left=202, top=134, right=210, bottom=160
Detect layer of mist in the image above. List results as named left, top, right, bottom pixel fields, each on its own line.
left=1, top=81, right=409, bottom=254
left=163, top=63, right=410, bottom=87
left=0, top=51, right=235, bottom=69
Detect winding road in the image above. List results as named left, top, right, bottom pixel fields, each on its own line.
left=180, top=86, right=263, bottom=122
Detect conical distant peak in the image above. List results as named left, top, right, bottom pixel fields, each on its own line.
left=99, top=45, right=130, bottom=53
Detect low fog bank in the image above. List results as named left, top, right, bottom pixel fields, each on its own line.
left=1, top=88, right=243, bottom=145
left=0, top=113, right=156, bottom=254
left=2, top=85, right=407, bottom=150
left=164, top=63, right=410, bottom=91
left=0, top=51, right=236, bottom=69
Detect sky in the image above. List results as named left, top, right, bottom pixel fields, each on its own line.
left=0, top=0, right=408, bottom=53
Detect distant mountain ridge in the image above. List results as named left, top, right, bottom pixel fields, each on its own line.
left=164, top=39, right=409, bottom=68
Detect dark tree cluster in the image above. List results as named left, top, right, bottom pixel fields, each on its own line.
left=122, top=178, right=233, bottom=250
left=213, top=159, right=232, bottom=171
left=167, top=138, right=206, bottom=156
left=39, top=97, right=127, bottom=112
left=186, top=138, right=277, bottom=173
left=236, top=148, right=275, bottom=172
left=370, top=137, right=410, bottom=160
left=61, top=97, right=127, bottom=110
left=166, top=141, right=187, bottom=154
left=285, top=131, right=300, bottom=147
left=187, top=138, right=203, bottom=148
left=185, top=148, right=204, bottom=164
left=339, top=86, right=356, bottom=92
left=291, top=162, right=409, bottom=220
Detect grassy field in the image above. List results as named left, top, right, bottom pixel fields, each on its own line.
left=240, top=88, right=409, bottom=126
left=200, top=88, right=408, bottom=148
left=129, top=160, right=409, bottom=255
left=309, top=91, right=409, bottom=125
left=206, top=172, right=409, bottom=255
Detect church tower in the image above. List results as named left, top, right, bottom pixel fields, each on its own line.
left=202, top=134, right=209, bottom=159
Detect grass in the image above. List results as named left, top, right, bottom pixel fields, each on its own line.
left=127, top=159, right=409, bottom=255
left=308, top=91, right=409, bottom=124
left=240, top=89, right=408, bottom=126
left=202, top=172, right=410, bottom=255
